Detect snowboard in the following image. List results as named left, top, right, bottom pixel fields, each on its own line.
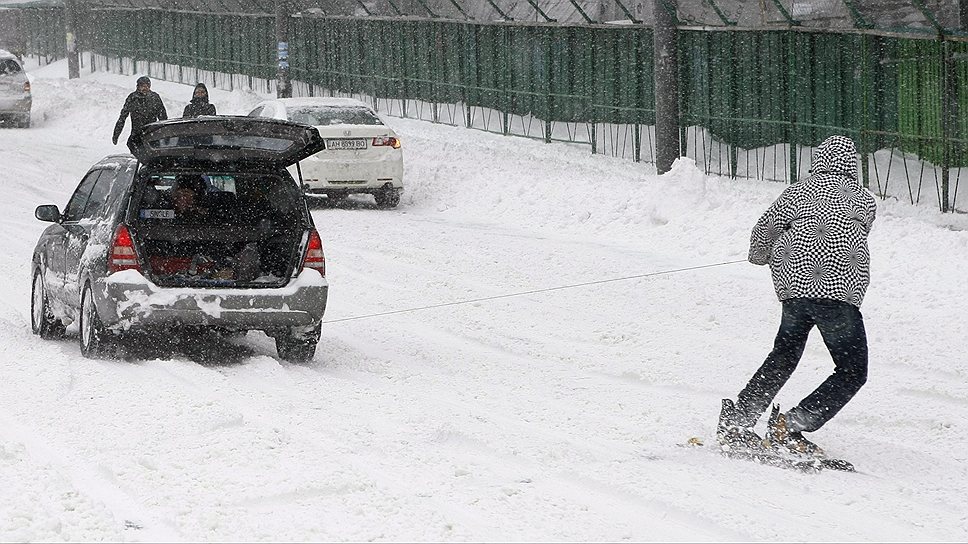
left=684, top=437, right=855, bottom=473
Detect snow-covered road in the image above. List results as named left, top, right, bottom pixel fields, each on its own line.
left=1, top=59, right=967, bottom=541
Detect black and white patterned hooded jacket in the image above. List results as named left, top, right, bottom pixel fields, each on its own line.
left=748, top=135, right=877, bottom=307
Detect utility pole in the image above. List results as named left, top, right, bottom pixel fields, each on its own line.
left=942, top=39, right=954, bottom=212
left=653, top=0, right=680, bottom=175
left=65, top=0, right=80, bottom=79
left=275, top=0, right=292, bottom=98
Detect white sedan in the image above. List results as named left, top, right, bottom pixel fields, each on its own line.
left=247, top=97, right=403, bottom=208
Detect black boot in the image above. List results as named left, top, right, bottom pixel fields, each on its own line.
left=717, top=399, right=765, bottom=453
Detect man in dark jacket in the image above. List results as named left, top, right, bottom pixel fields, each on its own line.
left=112, top=76, right=167, bottom=153
left=718, top=135, right=877, bottom=457
left=182, top=82, right=216, bottom=118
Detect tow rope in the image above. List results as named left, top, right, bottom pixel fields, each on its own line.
left=323, top=259, right=747, bottom=324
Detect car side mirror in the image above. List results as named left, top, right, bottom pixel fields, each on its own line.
left=35, top=204, right=61, bottom=223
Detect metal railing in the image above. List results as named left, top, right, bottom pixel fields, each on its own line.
left=7, top=1, right=966, bottom=211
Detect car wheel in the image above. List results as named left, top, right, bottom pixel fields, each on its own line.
left=374, top=187, right=400, bottom=209
left=79, top=283, right=115, bottom=358
left=324, top=193, right=346, bottom=207
left=31, top=269, right=65, bottom=339
left=303, top=195, right=326, bottom=209
left=274, top=323, right=320, bottom=363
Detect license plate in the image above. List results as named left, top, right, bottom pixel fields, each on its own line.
left=326, top=138, right=367, bottom=150
left=140, top=209, right=175, bottom=219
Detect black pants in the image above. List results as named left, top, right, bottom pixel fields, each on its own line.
left=735, top=298, right=868, bottom=432
left=126, top=130, right=148, bottom=154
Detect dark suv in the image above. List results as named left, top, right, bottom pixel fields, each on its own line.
left=30, top=117, right=329, bottom=361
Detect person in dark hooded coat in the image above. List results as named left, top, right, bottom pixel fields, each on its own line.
left=717, top=135, right=877, bottom=458
left=112, top=76, right=168, bottom=153
left=182, top=82, right=217, bottom=118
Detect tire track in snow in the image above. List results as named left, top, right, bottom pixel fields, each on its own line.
left=0, top=413, right=182, bottom=541
left=147, top=356, right=744, bottom=541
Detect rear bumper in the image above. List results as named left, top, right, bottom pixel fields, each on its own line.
left=293, top=155, right=403, bottom=192
left=0, top=96, right=31, bottom=115
left=98, top=270, right=328, bottom=332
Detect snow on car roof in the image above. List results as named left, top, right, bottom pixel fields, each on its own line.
left=276, top=97, right=373, bottom=110
left=0, top=49, right=19, bottom=61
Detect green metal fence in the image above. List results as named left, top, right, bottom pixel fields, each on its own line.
left=12, top=5, right=967, bottom=211
left=17, top=6, right=63, bottom=59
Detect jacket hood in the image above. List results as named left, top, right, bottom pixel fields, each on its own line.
left=810, top=135, right=858, bottom=180
left=191, top=83, right=209, bottom=103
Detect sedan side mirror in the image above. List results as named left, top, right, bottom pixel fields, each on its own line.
left=35, top=204, right=61, bottom=223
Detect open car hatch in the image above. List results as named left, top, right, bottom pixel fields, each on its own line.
left=133, top=116, right=326, bottom=168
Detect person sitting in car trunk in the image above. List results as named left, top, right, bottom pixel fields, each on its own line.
left=172, top=175, right=209, bottom=221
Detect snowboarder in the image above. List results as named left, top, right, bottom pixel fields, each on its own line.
left=718, top=135, right=877, bottom=458
left=182, top=82, right=216, bottom=118
left=112, top=75, right=167, bottom=153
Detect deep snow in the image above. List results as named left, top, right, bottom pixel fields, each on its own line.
left=1, top=58, right=967, bottom=542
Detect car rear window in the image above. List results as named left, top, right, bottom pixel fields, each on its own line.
left=0, top=59, right=21, bottom=75
left=136, top=172, right=301, bottom=225
left=287, top=106, right=384, bottom=126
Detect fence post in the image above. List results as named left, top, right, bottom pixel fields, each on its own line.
left=275, top=0, right=291, bottom=98
left=654, top=0, right=680, bottom=174
left=433, top=23, right=441, bottom=124
left=633, top=29, right=642, bottom=162
left=590, top=28, right=598, bottom=155
left=462, top=24, right=472, bottom=129
left=545, top=26, right=552, bottom=144
left=397, top=21, right=406, bottom=118
left=502, top=26, right=510, bottom=136
left=860, top=34, right=873, bottom=189
left=942, top=36, right=954, bottom=212
left=787, top=32, right=798, bottom=183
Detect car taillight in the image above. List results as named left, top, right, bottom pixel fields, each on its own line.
left=23, top=81, right=30, bottom=94
left=108, top=224, right=140, bottom=273
left=372, top=136, right=401, bottom=149
left=302, top=229, right=325, bottom=277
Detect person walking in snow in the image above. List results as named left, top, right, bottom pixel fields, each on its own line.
left=182, top=82, right=216, bottom=118
left=717, top=135, right=877, bottom=457
left=112, top=75, right=167, bottom=154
